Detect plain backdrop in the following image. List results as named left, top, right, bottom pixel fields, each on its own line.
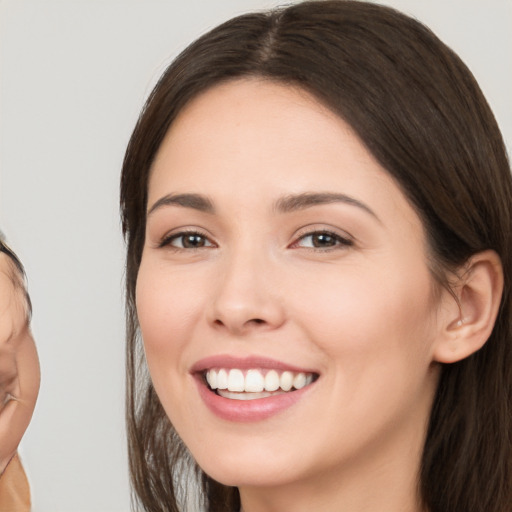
left=0, top=1, right=510, bottom=511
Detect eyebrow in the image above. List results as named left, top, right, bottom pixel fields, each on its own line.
left=148, top=191, right=379, bottom=221
left=148, top=193, right=215, bottom=215
left=274, top=192, right=379, bottom=221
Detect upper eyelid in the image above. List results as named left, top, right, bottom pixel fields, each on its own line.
left=292, top=224, right=354, bottom=241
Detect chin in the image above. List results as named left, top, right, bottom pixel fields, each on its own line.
left=183, top=433, right=302, bottom=488
left=199, top=460, right=294, bottom=488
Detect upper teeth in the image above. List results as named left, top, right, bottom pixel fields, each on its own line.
left=205, top=368, right=314, bottom=393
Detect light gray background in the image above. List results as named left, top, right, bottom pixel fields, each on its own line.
left=0, top=1, right=510, bottom=511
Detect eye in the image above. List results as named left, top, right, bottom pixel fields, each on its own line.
left=292, top=230, right=353, bottom=250
left=160, top=231, right=215, bottom=250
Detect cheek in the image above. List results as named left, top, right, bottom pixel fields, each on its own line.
left=291, top=265, right=439, bottom=444
left=291, top=262, right=436, bottom=367
left=135, top=260, right=204, bottom=376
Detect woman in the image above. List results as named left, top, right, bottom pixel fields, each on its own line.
left=120, top=1, right=512, bottom=511
left=0, top=238, right=39, bottom=511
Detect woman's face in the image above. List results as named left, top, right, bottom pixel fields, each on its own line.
left=136, top=79, right=445, bottom=493
left=0, top=254, right=39, bottom=473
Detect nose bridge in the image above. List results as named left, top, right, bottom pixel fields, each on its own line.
left=209, top=237, right=284, bottom=334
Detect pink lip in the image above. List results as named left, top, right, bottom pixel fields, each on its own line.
left=190, top=354, right=316, bottom=374
left=190, top=354, right=318, bottom=423
left=194, top=376, right=314, bottom=422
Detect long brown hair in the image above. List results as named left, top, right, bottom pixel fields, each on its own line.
left=120, top=2, right=512, bottom=510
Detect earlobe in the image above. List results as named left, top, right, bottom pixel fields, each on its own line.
left=433, top=250, right=504, bottom=364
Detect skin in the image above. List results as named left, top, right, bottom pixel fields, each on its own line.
left=136, top=79, right=468, bottom=512
left=0, top=254, right=40, bottom=475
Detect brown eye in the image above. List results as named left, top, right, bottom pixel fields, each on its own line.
left=311, top=233, right=337, bottom=247
left=161, top=231, right=215, bottom=249
left=180, top=234, right=208, bottom=248
left=294, top=231, right=353, bottom=250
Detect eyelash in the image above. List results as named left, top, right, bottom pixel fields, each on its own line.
left=158, top=228, right=353, bottom=252
left=290, top=229, right=354, bottom=251
left=158, top=230, right=215, bottom=250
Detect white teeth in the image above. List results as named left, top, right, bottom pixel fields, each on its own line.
left=245, top=369, right=265, bottom=392
left=293, top=372, right=306, bottom=390
left=227, top=369, right=245, bottom=392
left=280, top=371, right=293, bottom=391
left=217, top=369, right=228, bottom=390
left=264, top=370, right=280, bottom=392
left=217, top=390, right=281, bottom=400
left=206, top=370, right=218, bottom=389
left=205, top=368, right=316, bottom=394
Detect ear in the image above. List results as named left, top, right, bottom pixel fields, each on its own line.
left=433, top=250, right=504, bottom=364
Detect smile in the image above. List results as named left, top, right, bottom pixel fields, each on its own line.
left=191, top=356, right=319, bottom=421
left=205, top=368, right=316, bottom=400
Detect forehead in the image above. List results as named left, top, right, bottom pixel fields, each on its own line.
left=150, top=79, right=386, bottom=191
left=157, top=78, right=348, bottom=152
left=148, top=79, right=423, bottom=237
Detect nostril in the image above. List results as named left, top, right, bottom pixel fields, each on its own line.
left=212, top=317, right=266, bottom=331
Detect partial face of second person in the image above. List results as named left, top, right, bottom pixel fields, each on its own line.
left=0, top=254, right=39, bottom=473
left=136, top=79, right=453, bottom=504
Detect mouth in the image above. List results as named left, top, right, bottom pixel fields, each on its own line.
left=191, top=356, right=319, bottom=421
left=202, top=368, right=318, bottom=401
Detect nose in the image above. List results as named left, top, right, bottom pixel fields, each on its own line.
left=208, top=249, right=286, bottom=336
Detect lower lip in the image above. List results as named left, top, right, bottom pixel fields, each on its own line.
left=194, top=376, right=314, bottom=422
